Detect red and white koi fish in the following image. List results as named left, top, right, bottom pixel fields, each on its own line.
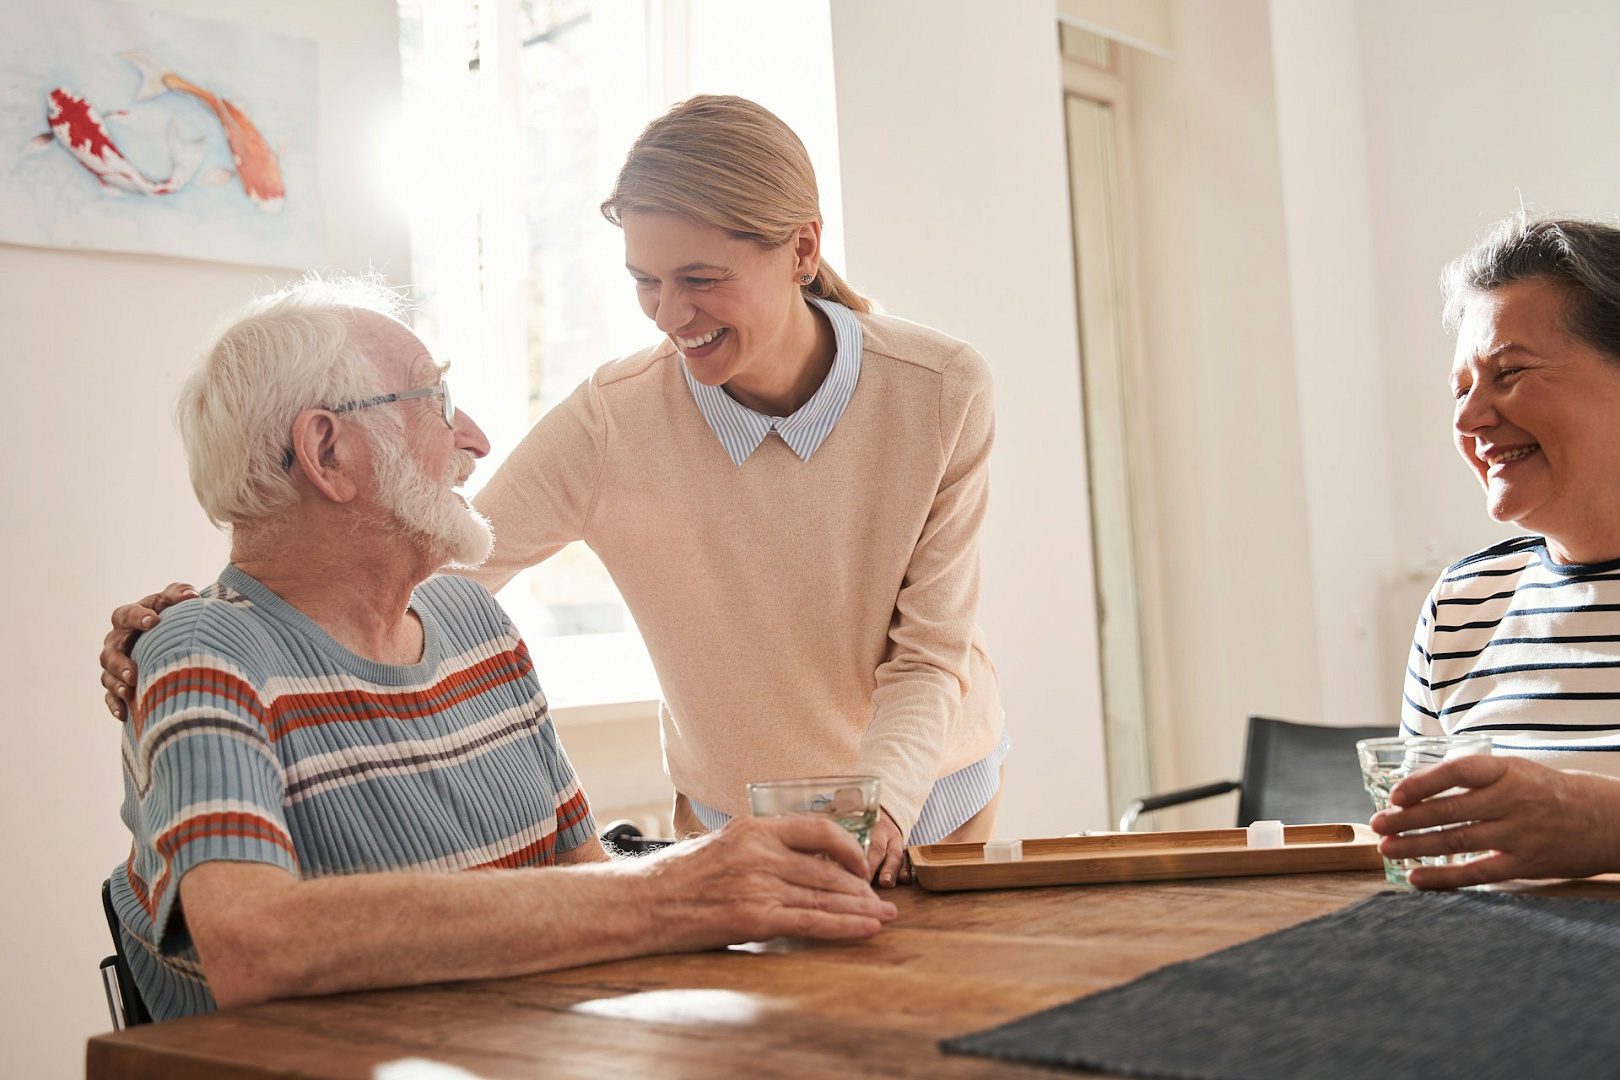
left=121, top=50, right=286, bottom=213
left=25, top=88, right=204, bottom=196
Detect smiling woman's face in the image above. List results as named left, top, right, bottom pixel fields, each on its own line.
left=621, top=210, right=808, bottom=398
left=1451, top=277, right=1620, bottom=562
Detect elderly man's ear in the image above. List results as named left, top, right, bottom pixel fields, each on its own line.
left=289, top=410, right=365, bottom=504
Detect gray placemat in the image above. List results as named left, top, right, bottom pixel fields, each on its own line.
left=941, top=891, right=1620, bottom=1079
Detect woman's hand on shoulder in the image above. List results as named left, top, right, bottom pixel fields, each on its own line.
left=100, top=582, right=199, bottom=720
left=867, top=808, right=911, bottom=889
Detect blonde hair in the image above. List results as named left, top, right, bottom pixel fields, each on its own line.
left=177, top=275, right=404, bottom=528
left=601, top=95, right=873, bottom=314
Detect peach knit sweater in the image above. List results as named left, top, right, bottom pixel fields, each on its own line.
left=469, top=310, right=1005, bottom=835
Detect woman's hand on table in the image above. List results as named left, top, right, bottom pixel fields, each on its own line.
left=100, top=581, right=198, bottom=720
left=867, top=808, right=910, bottom=888
left=1370, top=754, right=1620, bottom=888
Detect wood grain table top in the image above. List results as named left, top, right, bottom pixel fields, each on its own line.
left=87, top=870, right=1620, bottom=1080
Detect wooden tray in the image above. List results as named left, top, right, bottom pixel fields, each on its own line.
left=909, top=823, right=1382, bottom=892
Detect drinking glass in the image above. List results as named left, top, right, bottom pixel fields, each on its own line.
left=1356, top=735, right=1492, bottom=887
left=746, top=776, right=881, bottom=855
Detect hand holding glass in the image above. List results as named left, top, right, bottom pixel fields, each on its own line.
left=1357, top=735, right=1492, bottom=886
left=747, top=776, right=881, bottom=855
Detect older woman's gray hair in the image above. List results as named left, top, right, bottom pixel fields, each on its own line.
left=176, top=276, right=407, bottom=529
left=1442, top=213, right=1620, bottom=362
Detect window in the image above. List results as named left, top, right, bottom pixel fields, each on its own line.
left=395, top=0, right=840, bottom=715
left=1060, top=22, right=1162, bottom=823
left=396, top=0, right=685, bottom=709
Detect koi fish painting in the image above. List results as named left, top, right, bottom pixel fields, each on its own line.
left=0, top=0, right=325, bottom=268
left=26, top=87, right=205, bottom=196
left=121, top=51, right=286, bottom=213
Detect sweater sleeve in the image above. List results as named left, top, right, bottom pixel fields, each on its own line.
left=465, top=374, right=609, bottom=595
left=855, top=344, right=996, bottom=836
left=1400, top=577, right=1445, bottom=736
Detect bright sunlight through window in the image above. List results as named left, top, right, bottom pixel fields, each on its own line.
left=394, top=0, right=687, bottom=708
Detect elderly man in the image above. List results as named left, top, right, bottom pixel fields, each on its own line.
left=109, top=278, right=894, bottom=1022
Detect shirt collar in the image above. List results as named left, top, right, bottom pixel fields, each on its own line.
left=681, top=296, right=863, bottom=467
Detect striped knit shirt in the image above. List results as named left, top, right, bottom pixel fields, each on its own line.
left=1402, top=535, right=1620, bottom=777
left=110, top=566, right=595, bottom=1021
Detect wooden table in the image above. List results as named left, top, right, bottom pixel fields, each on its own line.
left=85, top=870, right=1620, bottom=1079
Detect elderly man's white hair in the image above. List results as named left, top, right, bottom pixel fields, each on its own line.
left=177, top=275, right=411, bottom=529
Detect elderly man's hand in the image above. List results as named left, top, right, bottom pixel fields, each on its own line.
left=99, top=582, right=198, bottom=720
left=866, top=809, right=910, bottom=888
left=1370, top=755, right=1620, bottom=889
left=648, top=815, right=897, bottom=950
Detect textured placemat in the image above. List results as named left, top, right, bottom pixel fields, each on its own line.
left=941, top=891, right=1620, bottom=1079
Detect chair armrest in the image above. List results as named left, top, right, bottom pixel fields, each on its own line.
left=1118, top=780, right=1241, bottom=831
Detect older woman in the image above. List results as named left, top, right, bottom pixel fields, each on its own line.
left=1373, top=214, right=1620, bottom=887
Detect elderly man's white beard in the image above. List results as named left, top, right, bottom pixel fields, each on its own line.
left=368, top=429, right=494, bottom=569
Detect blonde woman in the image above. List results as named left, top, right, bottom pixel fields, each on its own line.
left=102, top=96, right=1009, bottom=888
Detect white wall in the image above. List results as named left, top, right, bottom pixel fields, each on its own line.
left=1357, top=0, right=1620, bottom=577
left=1123, top=0, right=1324, bottom=826
left=0, top=1, right=407, bottom=1073
left=1133, top=0, right=1620, bottom=825
left=1271, top=0, right=1620, bottom=735
left=1270, top=0, right=1620, bottom=739
left=1269, top=0, right=1399, bottom=724
left=829, top=0, right=1112, bottom=836
left=683, top=0, right=846, bottom=276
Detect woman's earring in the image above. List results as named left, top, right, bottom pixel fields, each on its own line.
left=800, top=273, right=814, bottom=284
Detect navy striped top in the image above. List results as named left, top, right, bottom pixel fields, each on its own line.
left=111, top=566, right=595, bottom=1020
left=1402, top=536, right=1620, bottom=775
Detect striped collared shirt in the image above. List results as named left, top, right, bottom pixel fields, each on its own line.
left=681, top=296, right=863, bottom=466
left=689, top=730, right=1012, bottom=845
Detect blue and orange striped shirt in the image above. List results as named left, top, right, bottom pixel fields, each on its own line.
left=110, top=566, right=595, bottom=1021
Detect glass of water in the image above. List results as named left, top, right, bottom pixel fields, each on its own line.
left=747, top=775, right=882, bottom=855
left=1356, top=735, right=1493, bottom=886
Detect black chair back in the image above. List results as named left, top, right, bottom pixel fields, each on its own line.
left=1235, top=715, right=1396, bottom=827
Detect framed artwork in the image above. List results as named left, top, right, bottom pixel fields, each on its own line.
left=0, top=0, right=327, bottom=268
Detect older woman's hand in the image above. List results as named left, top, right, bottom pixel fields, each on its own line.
left=1370, top=755, right=1620, bottom=888
left=99, top=582, right=199, bottom=720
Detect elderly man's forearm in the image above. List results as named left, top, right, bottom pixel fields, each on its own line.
left=184, top=860, right=668, bottom=1008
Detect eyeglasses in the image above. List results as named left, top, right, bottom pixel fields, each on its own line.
left=331, top=381, right=454, bottom=427
left=281, top=381, right=454, bottom=469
